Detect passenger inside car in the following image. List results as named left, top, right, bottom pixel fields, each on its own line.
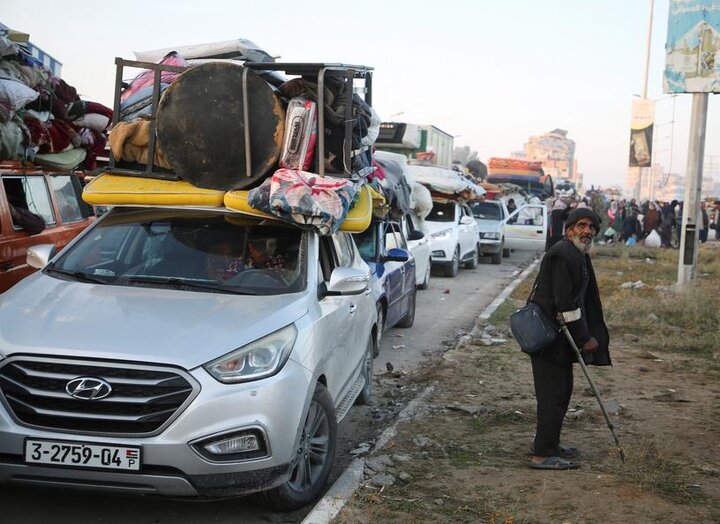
left=4, top=181, right=46, bottom=235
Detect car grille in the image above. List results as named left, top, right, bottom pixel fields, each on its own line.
left=0, top=357, right=199, bottom=436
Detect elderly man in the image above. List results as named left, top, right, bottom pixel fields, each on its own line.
left=527, top=208, right=611, bottom=470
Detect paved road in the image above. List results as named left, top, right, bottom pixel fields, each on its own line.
left=0, top=250, right=537, bottom=524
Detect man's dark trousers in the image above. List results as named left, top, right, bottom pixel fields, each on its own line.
left=531, top=347, right=574, bottom=456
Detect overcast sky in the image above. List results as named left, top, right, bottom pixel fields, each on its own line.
left=4, top=0, right=720, bottom=190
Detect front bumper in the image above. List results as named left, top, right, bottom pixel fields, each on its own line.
left=0, top=358, right=313, bottom=497
left=429, top=236, right=455, bottom=264
left=479, top=239, right=502, bottom=255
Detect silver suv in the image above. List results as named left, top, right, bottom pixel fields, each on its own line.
left=0, top=207, right=376, bottom=511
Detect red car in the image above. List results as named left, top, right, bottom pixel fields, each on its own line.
left=0, top=163, right=95, bottom=293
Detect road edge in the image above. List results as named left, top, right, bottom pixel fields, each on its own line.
left=301, top=256, right=540, bottom=524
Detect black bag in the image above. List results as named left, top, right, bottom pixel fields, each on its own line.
left=509, top=274, right=559, bottom=356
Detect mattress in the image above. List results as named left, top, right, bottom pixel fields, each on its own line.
left=82, top=174, right=226, bottom=207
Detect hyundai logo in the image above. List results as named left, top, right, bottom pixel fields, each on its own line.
left=65, top=377, right=113, bottom=400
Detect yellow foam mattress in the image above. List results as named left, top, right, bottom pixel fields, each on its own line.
left=82, top=174, right=226, bottom=207
left=224, top=184, right=375, bottom=233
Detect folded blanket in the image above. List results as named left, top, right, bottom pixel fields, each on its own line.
left=265, top=168, right=357, bottom=235
left=120, top=52, right=188, bottom=104
left=109, top=119, right=172, bottom=169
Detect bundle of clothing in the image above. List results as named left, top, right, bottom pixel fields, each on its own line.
left=247, top=168, right=357, bottom=235
left=0, top=31, right=112, bottom=170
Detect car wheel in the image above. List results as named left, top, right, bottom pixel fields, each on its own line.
left=443, top=246, right=460, bottom=277
left=257, top=383, right=337, bottom=511
left=464, top=245, right=479, bottom=269
left=417, top=260, right=431, bottom=290
left=374, top=304, right=384, bottom=357
left=502, top=247, right=511, bottom=258
left=356, top=335, right=374, bottom=405
left=397, top=287, right=416, bottom=328
left=491, top=251, right=502, bottom=265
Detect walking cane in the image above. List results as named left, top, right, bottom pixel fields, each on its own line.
left=558, top=320, right=626, bottom=464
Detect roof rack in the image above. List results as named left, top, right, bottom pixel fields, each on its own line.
left=107, top=58, right=373, bottom=182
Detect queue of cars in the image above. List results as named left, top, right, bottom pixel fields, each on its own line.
left=0, top=167, right=547, bottom=511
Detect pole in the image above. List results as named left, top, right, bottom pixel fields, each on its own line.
left=677, top=93, right=709, bottom=288
left=558, top=322, right=626, bottom=464
left=637, top=0, right=655, bottom=200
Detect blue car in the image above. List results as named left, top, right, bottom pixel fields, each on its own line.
left=355, top=219, right=417, bottom=356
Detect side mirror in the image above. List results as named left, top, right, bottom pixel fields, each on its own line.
left=384, top=248, right=410, bottom=263
left=460, top=216, right=475, bottom=225
left=325, top=267, right=370, bottom=296
left=27, top=244, right=56, bottom=270
left=407, top=229, right=424, bottom=241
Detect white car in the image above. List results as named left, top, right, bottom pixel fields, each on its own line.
left=0, top=206, right=377, bottom=511
left=471, top=200, right=508, bottom=264
left=401, top=211, right=432, bottom=289
left=426, top=201, right=480, bottom=277
left=504, top=203, right=549, bottom=251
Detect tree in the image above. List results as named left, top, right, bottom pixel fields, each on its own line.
left=465, top=159, right=487, bottom=181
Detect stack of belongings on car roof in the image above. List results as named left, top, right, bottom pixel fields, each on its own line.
left=0, top=27, right=112, bottom=171
left=98, top=38, right=382, bottom=235
left=372, top=150, right=432, bottom=223
left=406, top=162, right=486, bottom=203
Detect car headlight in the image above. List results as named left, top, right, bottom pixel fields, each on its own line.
left=204, top=325, right=298, bottom=384
left=431, top=229, right=452, bottom=240
left=481, top=232, right=501, bottom=240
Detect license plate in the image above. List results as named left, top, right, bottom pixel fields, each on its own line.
left=25, top=439, right=141, bottom=471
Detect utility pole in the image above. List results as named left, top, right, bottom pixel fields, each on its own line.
left=676, top=93, right=708, bottom=288
left=636, top=0, right=655, bottom=200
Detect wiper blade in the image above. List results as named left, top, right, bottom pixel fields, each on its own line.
left=124, top=276, right=257, bottom=295
left=45, top=267, right=110, bottom=285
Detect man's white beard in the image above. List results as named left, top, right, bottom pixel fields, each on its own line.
left=572, top=236, right=593, bottom=254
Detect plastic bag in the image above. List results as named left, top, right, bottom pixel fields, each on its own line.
left=644, top=229, right=661, bottom=247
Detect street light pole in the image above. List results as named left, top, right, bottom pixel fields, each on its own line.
left=636, top=0, right=655, bottom=200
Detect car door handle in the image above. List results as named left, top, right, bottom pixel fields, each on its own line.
left=536, top=230, right=543, bottom=234
left=349, top=304, right=357, bottom=314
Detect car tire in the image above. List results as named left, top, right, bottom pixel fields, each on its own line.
left=417, top=260, right=431, bottom=290
left=356, top=335, right=374, bottom=405
left=491, top=251, right=502, bottom=265
left=397, top=288, right=416, bottom=328
left=256, top=383, right=337, bottom=512
left=443, top=246, right=460, bottom=277
left=464, top=245, right=479, bottom=269
left=374, top=304, right=384, bottom=357
left=502, top=247, right=511, bottom=258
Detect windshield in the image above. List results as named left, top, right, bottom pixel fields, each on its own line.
left=49, top=208, right=307, bottom=295
left=471, top=202, right=502, bottom=220
left=355, top=224, right=378, bottom=261
left=426, top=202, right=455, bottom=222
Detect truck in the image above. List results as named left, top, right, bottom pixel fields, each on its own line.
left=486, top=157, right=554, bottom=201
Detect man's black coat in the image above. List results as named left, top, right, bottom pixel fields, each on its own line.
left=531, top=239, right=611, bottom=366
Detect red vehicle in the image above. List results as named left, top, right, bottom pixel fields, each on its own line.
left=0, top=162, right=95, bottom=293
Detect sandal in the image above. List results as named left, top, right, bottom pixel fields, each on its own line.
left=528, top=456, right=580, bottom=470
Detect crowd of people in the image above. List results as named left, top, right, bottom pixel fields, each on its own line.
left=547, top=191, right=720, bottom=250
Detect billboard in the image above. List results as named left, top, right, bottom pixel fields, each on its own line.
left=629, top=98, right=655, bottom=168
left=664, top=0, right=720, bottom=93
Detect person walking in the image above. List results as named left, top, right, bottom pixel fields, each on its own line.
left=699, top=202, right=709, bottom=243
left=527, top=208, right=611, bottom=470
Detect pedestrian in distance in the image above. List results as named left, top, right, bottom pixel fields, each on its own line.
left=527, top=207, right=611, bottom=470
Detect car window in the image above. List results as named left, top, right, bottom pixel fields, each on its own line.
left=3, top=175, right=56, bottom=227
left=426, top=202, right=455, bottom=222
left=51, top=209, right=307, bottom=295
left=385, top=222, right=405, bottom=251
left=471, top=202, right=502, bottom=220
left=331, top=233, right=354, bottom=268
left=49, top=175, right=86, bottom=223
left=354, top=224, right=377, bottom=260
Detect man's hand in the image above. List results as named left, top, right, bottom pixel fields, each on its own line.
left=582, top=337, right=599, bottom=353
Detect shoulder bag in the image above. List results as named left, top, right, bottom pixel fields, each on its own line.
left=509, top=275, right=559, bottom=356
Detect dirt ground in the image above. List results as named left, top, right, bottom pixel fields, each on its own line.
left=334, top=246, right=720, bottom=523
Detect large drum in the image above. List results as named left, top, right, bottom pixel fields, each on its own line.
left=157, top=63, right=285, bottom=191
